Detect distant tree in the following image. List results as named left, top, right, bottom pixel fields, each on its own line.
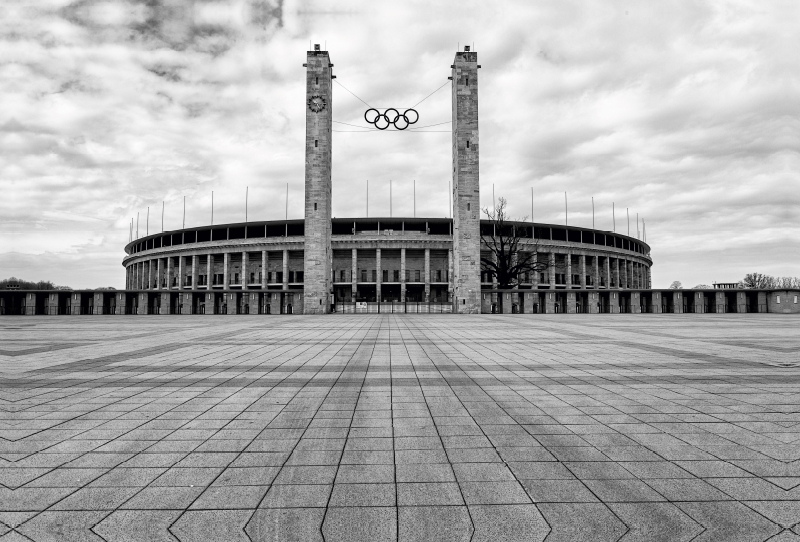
left=669, top=281, right=682, bottom=289
left=775, top=276, right=800, bottom=289
left=0, top=277, right=62, bottom=290
left=738, top=273, right=775, bottom=289
left=693, top=284, right=711, bottom=289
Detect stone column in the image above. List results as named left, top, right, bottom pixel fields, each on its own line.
left=566, top=291, right=577, bottom=314
left=351, top=248, right=357, bottom=299
left=148, top=260, right=153, bottom=290
left=646, top=266, right=652, bottom=289
left=242, top=251, right=249, bottom=290
left=631, top=291, right=641, bottom=313
left=448, top=249, right=454, bottom=303
left=604, top=257, right=611, bottom=289
left=609, top=290, right=620, bottom=313
left=532, top=252, right=539, bottom=288
left=167, top=257, right=174, bottom=290
left=593, top=256, right=599, bottom=289
left=191, top=255, right=198, bottom=290
left=614, top=258, right=620, bottom=289
left=376, top=248, right=382, bottom=302
left=400, top=248, right=406, bottom=302
left=424, top=248, right=430, bottom=302
left=156, top=258, right=162, bottom=290
left=261, top=251, right=268, bottom=289
left=549, top=253, right=556, bottom=289
left=223, top=253, right=230, bottom=289
left=545, top=291, right=556, bottom=313
left=579, top=254, right=586, bottom=288
left=206, top=255, right=212, bottom=288
left=620, top=258, right=627, bottom=289
left=566, top=254, right=572, bottom=288
left=178, top=257, right=183, bottom=289
left=282, top=249, right=289, bottom=290
left=673, top=291, right=682, bottom=313
left=205, top=292, right=214, bottom=315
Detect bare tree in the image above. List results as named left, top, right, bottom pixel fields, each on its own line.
left=480, top=198, right=558, bottom=309
left=693, top=284, right=711, bottom=289
left=738, top=273, right=775, bottom=289
left=669, top=281, right=682, bottom=289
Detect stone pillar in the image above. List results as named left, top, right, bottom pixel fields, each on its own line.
left=549, top=253, right=556, bottom=288
left=160, top=292, right=169, bottom=315
left=148, top=260, right=153, bottom=290
left=451, top=46, right=481, bottom=313
left=593, top=256, right=599, bottom=289
left=424, top=248, right=430, bottom=302
left=205, top=292, right=214, bottom=315
left=566, top=254, right=572, bottom=288
left=138, top=292, right=148, bottom=315
left=168, top=257, right=174, bottom=290
left=620, top=258, right=627, bottom=289
left=544, top=291, right=556, bottom=314
left=614, top=259, right=620, bottom=289
left=157, top=258, right=163, bottom=290
left=302, top=44, right=333, bottom=314
left=604, top=257, right=611, bottom=289
left=376, top=248, right=382, bottom=302
left=646, top=266, right=652, bottom=289
left=400, top=248, right=406, bottom=302
left=631, top=291, right=641, bottom=313
left=191, top=255, right=198, bottom=290
left=671, top=291, right=681, bottom=313
left=282, top=249, right=289, bottom=290
left=181, top=292, right=192, bottom=314
left=736, top=291, right=746, bottom=313
left=226, top=292, right=237, bottom=315
left=588, top=291, right=599, bottom=314
left=566, top=291, right=577, bottom=314
left=579, top=254, right=586, bottom=288
left=532, top=252, right=539, bottom=288
left=223, top=253, right=230, bottom=289
left=242, top=251, right=249, bottom=290
left=351, top=249, right=358, bottom=299
left=448, top=249, right=454, bottom=303
left=261, top=251, right=268, bottom=289
left=206, top=255, right=212, bottom=288
left=178, top=257, right=183, bottom=289
left=609, top=290, right=620, bottom=313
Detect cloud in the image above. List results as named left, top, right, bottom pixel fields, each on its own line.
left=1, top=0, right=798, bottom=288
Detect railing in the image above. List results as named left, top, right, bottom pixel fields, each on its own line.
left=334, top=302, right=453, bottom=314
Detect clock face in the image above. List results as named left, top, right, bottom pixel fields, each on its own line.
left=308, top=95, right=326, bottom=113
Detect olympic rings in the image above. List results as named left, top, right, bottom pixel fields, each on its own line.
left=364, top=108, right=419, bottom=130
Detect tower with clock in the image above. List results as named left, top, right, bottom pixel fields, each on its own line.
left=302, top=44, right=334, bottom=314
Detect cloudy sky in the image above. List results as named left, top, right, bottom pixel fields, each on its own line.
left=3, top=0, right=798, bottom=288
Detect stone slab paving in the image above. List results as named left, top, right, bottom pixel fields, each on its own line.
left=0, top=314, right=799, bottom=541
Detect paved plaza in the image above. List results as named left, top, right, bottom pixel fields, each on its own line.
left=1, top=314, right=799, bottom=541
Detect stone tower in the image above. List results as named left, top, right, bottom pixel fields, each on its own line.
left=451, top=46, right=481, bottom=313
left=303, top=45, right=333, bottom=314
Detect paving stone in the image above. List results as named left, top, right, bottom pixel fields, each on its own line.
left=246, top=508, right=324, bottom=542
left=537, top=502, right=626, bottom=542
left=93, top=510, right=182, bottom=542
left=171, top=510, right=253, bottom=542
left=468, top=504, right=550, bottom=542
left=322, top=507, right=397, bottom=542
left=398, top=505, right=472, bottom=542
left=609, top=502, right=704, bottom=541
left=17, top=511, right=106, bottom=542
left=677, top=501, right=782, bottom=542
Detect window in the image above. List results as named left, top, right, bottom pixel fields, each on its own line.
left=467, top=203, right=471, bottom=211
left=361, top=270, right=367, bottom=282
left=314, top=203, right=317, bottom=210
left=340, top=270, right=346, bottom=282
left=777, top=296, right=781, bottom=304
left=436, top=270, right=442, bottom=282
left=467, top=140, right=470, bottom=148
left=393, top=270, right=400, bottom=282
left=415, top=270, right=421, bottom=282
left=315, top=77, right=318, bottom=85
left=234, top=273, right=239, bottom=284
left=382, top=270, right=388, bottom=282
left=250, top=272, right=255, bottom=283
left=794, top=296, right=798, bottom=303
left=276, top=271, right=283, bottom=283
left=314, top=140, right=318, bottom=147
left=371, top=270, right=377, bottom=282
left=288, top=271, right=295, bottom=283
left=296, top=271, right=303, bottom=282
